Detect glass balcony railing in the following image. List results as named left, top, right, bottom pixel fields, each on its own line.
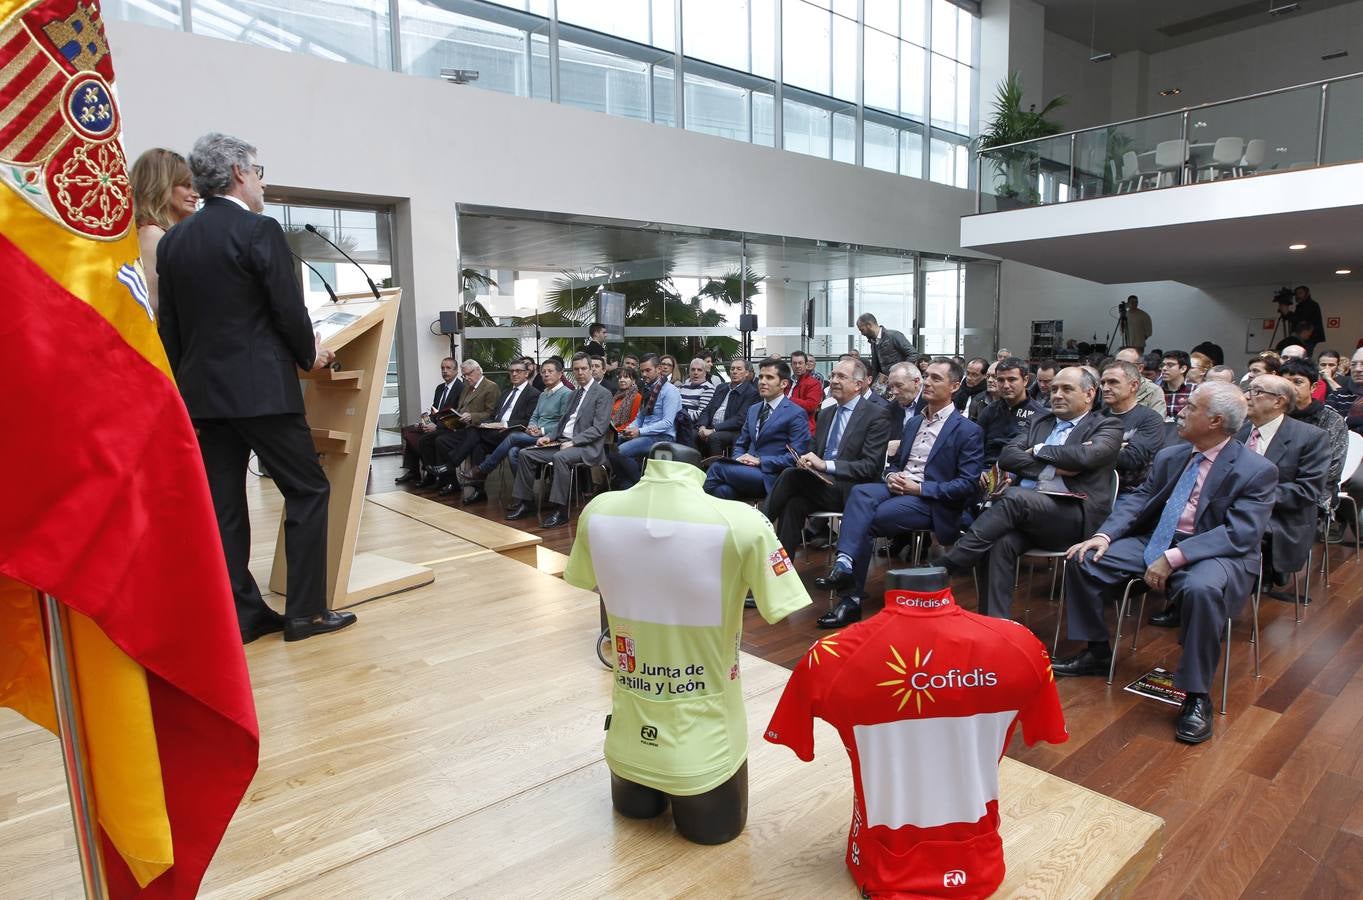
left=974, top=71, right=1363, bottom=213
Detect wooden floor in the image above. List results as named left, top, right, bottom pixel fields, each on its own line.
left=4, top=454, right=1362, bottom=898
left=376, top=454, right=1363, bottom=899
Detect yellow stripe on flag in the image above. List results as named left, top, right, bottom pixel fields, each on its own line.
left=0, top=576, right=173, bottom=886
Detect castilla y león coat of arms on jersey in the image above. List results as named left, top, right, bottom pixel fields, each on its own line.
left=1, top=0, right=131, bottom=240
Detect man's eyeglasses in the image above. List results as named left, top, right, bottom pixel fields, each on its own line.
left=1245, top=387, right=1271, bottom=397
left=244, top=163, right=264, bottom=180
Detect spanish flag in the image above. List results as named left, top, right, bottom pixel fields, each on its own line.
left=0, top=0, right=259, bottom=896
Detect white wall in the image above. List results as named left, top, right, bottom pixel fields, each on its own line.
left=979, top=0, right=1048, bottom=128
left=106, top=21, right=978, bottom=413
left=999, top=262, right=1363, bottom=369
left=1042, top=29, right=1112, bottom=131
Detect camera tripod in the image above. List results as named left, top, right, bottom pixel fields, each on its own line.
left=1266, top=311, right=1292, bottom=351
left=1103, top=303, right=1130, bottom=356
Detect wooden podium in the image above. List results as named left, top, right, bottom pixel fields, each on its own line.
left=268, top=289, right=434, bottom=609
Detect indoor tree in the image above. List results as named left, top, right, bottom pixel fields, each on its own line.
left=972, top=72, right=1068, bottom=205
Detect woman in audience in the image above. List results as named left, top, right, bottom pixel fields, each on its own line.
left=130, top=148, right=198, bottom=315
left=611, top=367, right=641, bottom=437
left=659, top=354, right=680, bottom=385
left=1187, top=351, right=1212, bottom=386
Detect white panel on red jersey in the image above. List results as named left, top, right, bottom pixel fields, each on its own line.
left=588, top=514, right=725, bottom=627
left=854, top=710, right=1016, bottom=829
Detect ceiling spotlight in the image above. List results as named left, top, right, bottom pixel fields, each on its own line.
left=1322, top=49, right=1348, bottom=60
left=1275, top=146, right=1289, bottom=152
left=1268, top=2, right=1301, bottom=15
left=1159, top=87, right=1181, bottom=96
left=1289, top=243, right=1308, bottom=250
left=1089, top=51, right=1114, bottom=62
left=1337, top=268, right=1353, bottom=275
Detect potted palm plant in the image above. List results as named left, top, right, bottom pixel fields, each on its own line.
left=972, top=73, right=1067, bottom=208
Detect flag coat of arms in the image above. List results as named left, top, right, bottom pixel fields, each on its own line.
left=0, top=1, right=260, bottom=897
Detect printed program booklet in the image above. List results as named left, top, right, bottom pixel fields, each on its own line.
left=1124, top=666, right=1187, bottom=706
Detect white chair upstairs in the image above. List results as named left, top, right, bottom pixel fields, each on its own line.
left=1154, top=139, right=1189, bottom=188
left=1238, top=139, right=1266, bottom=176
left=1117, top=151, right=1142, bottom=193
left=1202, top=137, right=1244, bottom=181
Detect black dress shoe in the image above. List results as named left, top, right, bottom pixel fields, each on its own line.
left=505, top=502, right=531, bottom=521
left=817, top=597, right=861, bottom=629
left=437, top=482, right=458, bottom=496
left=283, top=610, right=357, bottom=642
left=1175, top=694, right=1214, bottom=744
left=1051, top=648, right=1112, bottom=677
left=1148, top=605, right=1181, bottom=628
left=928, top=549, right=968, bottom=574
left=394, top=469, right=417, bottom=484
left=813, top=565, right=854, bottom=590
left=463, top=486, right=487, bottom=505
left=419, top=472, right=438, bottom=488
left=541, top=509, right=568, bottom=529
left=240, top=614, right=285, bottom=644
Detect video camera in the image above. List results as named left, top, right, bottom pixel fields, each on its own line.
left=1273, top=286, right=1294, bottom=310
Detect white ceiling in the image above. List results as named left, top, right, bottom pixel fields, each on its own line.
left=1035, top=0, right=1357, bottom=55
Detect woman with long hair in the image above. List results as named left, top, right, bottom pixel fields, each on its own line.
left=611, top=367, right=641, bottom=436
left=130, top=148, right=198, bottom=314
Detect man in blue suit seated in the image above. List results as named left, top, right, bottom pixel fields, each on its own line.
left=703, top=358, right=811, bottom=501
left=613, top=353, right=681, bottom=489
left=813, top=359, right=983, bottom=628
left=1058, top=382, right=1277, bottom=745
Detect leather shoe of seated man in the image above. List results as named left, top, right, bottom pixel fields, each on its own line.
left=817, top=596, right=861, bottom=629
left=283, top=610, right=357, bottom=643
left=394, top=469, right=418, bottom=485
left=541, top=505, right=568, bottom=529
left=463, top=485, right=488, bottom=505
left=418, top=469, right=439, bottom=488
left=1175, top=693, right=1214, bottom=744
left=505, top=501, right=531, bottom=521
left=1050, top=644, right=1112, bottom=677
left=813, top=561, right=854, bottom=590
left=1148, top=603, right=1181, bottom=628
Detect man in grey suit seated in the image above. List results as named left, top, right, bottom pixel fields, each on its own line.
left=506, top=352, right=613, bottom=529
left=1058, top=383, right=1278, bottom=744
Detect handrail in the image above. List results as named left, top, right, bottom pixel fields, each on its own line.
left=977, top=69, right=1363, bottom=156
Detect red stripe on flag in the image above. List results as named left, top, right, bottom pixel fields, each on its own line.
left=13, top=92, right=67, bottom=161
left=0, top=26, right=30, bottom=63
left=0, top=235, right=258, bottom=899
left=0, top=53, right=64, bottom=150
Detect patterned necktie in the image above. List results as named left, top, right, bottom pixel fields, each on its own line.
left=496, top=385, right=517, bottom=418
left=1144, top=452, right=1205, bottom=566
left=1246, top=427, right=1261, bottom=452
left=825, top=406, right=848, bottom=460
left=757, top=401, right=772, bottom=436
left=1018, top=419, right=1073, bottom=489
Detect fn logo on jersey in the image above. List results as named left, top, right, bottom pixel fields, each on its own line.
left=943, top=869, right=967, bottom=888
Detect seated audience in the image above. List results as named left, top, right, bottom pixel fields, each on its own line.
left=1190, top=340, right=1225, bottom=366
left=429, top=360, right=502, bottom=490
left=1281, top=357, right=1348, bottom=538
left=702, top=358, right=810, bottom=501
left=1206, top=365, right=1236, bottom=384
left=1099, top=360, right=1166, bottom=491
left=436, top=358, right=539, bottom=497
left=1326, top=348, right=1362, bottom=418
left=679, top=357, right=716, bottom=421
left=1187, top=351, right=1213, bottom=386
left=698, top=349, right=725, bottom=385
left=1058, top=382, right=1277, bottom=744
left=696, top=359, right=758, bottom=456
left=1317, top=349, right=1343, bottom=404
left=814, top=359, right=982, bottom=627
left=396, top=357, right=461, bottom=485
left=614, top=353, right=682, bottom=488
left=1158, top=351, right=1194, bottom=422
left=610, top=366, right=642, bottom=437
left=1028, top=359, right=1058, bottom=408
left=953, top=357, right=991, bottom=418
left=764, top=356, right=889, bottom=552
left=1278, top=342, right=1307, bottom=360
left=786, top=350, right=824, bottom=434
left=659, top=354, right=680, bottom=385
left=1238, top=374, right=1329, bottom=592
left=506, top=353, right=613, bottom=528
left=974, top=356, right=1045, bottom=470
left=884, top=362, right=925, bottom=445
left=1244, top=353, right=1281, bottom=381
left=467, top=358, right=572, bottom=502
left=935, top=367, right=1123, bottom=619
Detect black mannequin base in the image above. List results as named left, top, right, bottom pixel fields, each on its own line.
left=610, top=760, right=749, bottom=845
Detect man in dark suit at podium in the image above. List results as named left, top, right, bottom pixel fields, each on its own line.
left=157, top=133, right=355, bottom=644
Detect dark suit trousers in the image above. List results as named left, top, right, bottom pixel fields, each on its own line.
left=764, top=469, right=845, bottom=550
left=836, top=484, right=934, bottom=594
left=434, top=427, right=484, bottom=470
left=946, top=487, right=1085, bottom=619
left=400, top=424, right=425, bottom=470
left=417, top=429, right=444, bottom=467
left=1067, top=535, right=1248, bottom=693
left=195, top=414, right=329, bottom=628
left=698, top=429, right=739, bottom=457
left=704, top=462, right=767, bottom=500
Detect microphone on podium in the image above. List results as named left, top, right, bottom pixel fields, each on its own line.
left=305, top=223, right=382, bottom=299
left=290, top=249, right=339, bottom=303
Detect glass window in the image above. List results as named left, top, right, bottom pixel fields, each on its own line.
left=480, top=0, right=551, bottom=12
left=900, top=127, right=923, bottom=177
left=559, top=0, right=652, bottom=43
left=956, top=4, right=975, bottom=67
left=753, top=90, right=776, bottom=146
left=559, top=40, right=650, bottom=121
left=751, top=0, right=777, bottom=78
left=531, top=32, right=551, bottom=101
left=863, top=27, right=899, bottom=114
left=855, top=274, right=914, bottom=340
left=782, top=0, right=830, bottom=97
left=653, top=0, right=675, bottom=51
left=930, top=54, right=969, bottom=134
left=902, top=0, right=928, bottom=47
left=193, top=0, right=392, bottom=69
left=653, top=65, right=676, bottom=125
left=833, top=112, right=856, bottom=163
left=931, top=0, right=958, bottom=59
left=101, top=0, right=182, bottom=31
left=685, top=71, right=751, bottom=142
left=783, top=98, right=830, bottom=158
left=865, top=1, right=898, bottom=37
left=399, top=2, right=528, bottom=93
left=831, top=11, right=857, bottom=101
left=922, top=262, right=963, bottom=355
left=929, top=136, right=968, bottom=187
left=899, top=40, right=926, bottom=120
left=864, top=120, right=897, bottom=173
left=683, top=0, right=750, bottom=72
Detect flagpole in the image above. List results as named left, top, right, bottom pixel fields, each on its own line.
left=39, top=593, right=109, bottom=900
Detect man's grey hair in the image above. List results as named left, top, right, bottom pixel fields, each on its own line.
left=730, top=358, right=753, bottom=375
left=837, top=356, right=870, bottom=381
left=461, top=359, right=482, bottom=374
left=1198, top=381, right=1247, bottom=434
left=888, top=361, right=919, bottom=382
left=188, top=133, right=257, bottom=198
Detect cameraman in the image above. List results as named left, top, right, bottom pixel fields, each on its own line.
left=1287, top=285, right=1325, bottom=355
left=1123, top=295, right=1152, bottom=353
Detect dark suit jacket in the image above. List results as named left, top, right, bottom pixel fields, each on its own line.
left=812, top=398, right=891, bottom=503
left=430, top=380, right=461, bottom=414
left=698, top=380, right=757, bottom=432
left=998, top=411, right=1124, bottom=535
left=453, top=377, right=501, bottom=427
left=1235, top=415, right=1330, bottom=572
left=554, top=382, right=614, bottom=464
left=157, top=197, right=315, bottom=418
left=732, top=397, right=812, bottom=492
left=1104, top=404, right=1166, bottom=491
left=1099, top=439, right=1277, bottom=581
left=493, top=382, right=541, bottom=429
left=889, top=411, right=984, bottom=543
